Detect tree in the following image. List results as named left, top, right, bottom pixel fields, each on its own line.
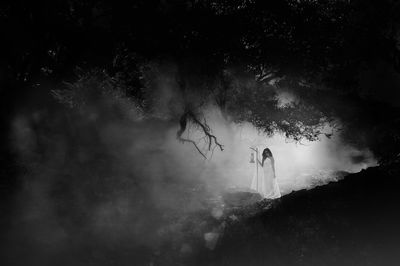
left=2, top=0, right=400, bottom=161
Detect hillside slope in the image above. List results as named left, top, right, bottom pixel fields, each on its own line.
left=196, top=164, right=400, bottom=266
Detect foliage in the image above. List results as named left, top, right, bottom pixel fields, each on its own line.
left=2, top=0, right=400, bottom=159
left=51, top=70, right=144, bottom=121
left=226, top=77, right=330, bottom=141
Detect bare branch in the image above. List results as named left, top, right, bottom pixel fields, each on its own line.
left=188, top=112, right=224, bottom=152
left=176, top=109, right=224, bottom=159
left=178, top=137, right=207, bottom=159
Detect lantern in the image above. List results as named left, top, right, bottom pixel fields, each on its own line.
left=250, top=152, right=255, bottom=163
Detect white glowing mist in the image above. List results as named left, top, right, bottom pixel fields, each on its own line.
left=8, top=87, right=378, bottom=264
left=166, top=107, right=378, bottom=195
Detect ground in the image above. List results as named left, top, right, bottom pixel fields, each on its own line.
left=190, top=163, right=400, bottom=266
left=1, top=162, right=400, bottom=266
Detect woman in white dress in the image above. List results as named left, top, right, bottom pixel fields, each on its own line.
left=250, top=147, right=281, bottom=199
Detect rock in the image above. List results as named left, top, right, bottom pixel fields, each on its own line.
left=229, top=214, right=239, bottom=221
left=204, top=232, right=220, bottom=250
left=211, top=207, right=224, bottom=219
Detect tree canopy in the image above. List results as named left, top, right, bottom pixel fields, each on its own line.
left=2, top=0, right=400, bottom=162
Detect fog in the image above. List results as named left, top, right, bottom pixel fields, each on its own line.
left=181, top=107, right=377, bottom=194
left=3, top=77, right=377, bottom=265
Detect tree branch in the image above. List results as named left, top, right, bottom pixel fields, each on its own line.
left=178, top=137, right=207, bottom=159
left=176, top=109, right=224, bottom=159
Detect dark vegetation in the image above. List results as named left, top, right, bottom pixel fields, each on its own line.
left=1, top=1, right=400, bottom=265
left=2, top=0, right=400, bottom=162
left=172, top=163, right=400, bottom=266
left=2, top=160, right=399, bottom=265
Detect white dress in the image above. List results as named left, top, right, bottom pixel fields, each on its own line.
left=250, top=155, right=281, bottom=199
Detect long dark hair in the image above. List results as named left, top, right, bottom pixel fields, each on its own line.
left=261, top=148, right=273, bottom=167
left=262, top=148, right=273, bottom=159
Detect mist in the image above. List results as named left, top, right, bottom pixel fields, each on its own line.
left=184, top=107, right=377, bottom=194
left=2, top=1, right=400, bottom=265
left=2, top=76, right=379, bottom=265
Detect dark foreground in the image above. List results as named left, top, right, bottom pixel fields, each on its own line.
left=1, top=163, right=400, bottom=266
left=193, top=164, right=400, bottom=266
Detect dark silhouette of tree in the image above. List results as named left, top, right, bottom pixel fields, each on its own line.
left=2, top=0, right=400, bottom=160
